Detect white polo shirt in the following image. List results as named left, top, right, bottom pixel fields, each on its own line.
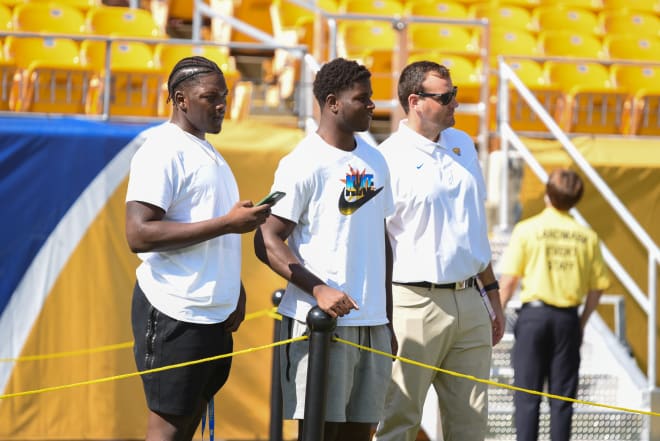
left=380, top=120, right=492, bottom=284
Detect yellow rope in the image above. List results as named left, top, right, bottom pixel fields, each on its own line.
left=1, top=305, right=656, bottom=420
left=333, top=336, right=660, bottom=418
left=0, top=335, right=308, bottom=400
left=0, top=307, right=280, bottom=363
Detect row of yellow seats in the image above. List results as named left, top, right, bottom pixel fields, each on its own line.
left=330, top=0, right=660, bottom=20
left=270, top=0, right=660, bottom=60
left=488, top=28, right=660, bottom=60
left=0, top=3, right=163, bottom=38
left=468, top=2, right=660, bottom=37
left=496, top=58, right=660, bottom=135
left=0, top=0, right=99, bottom=10
left=336, top=20, right=660, bottom=63
left=0, top=37, right=239, bottom=116
left=329, top=48, right=659, bottom=135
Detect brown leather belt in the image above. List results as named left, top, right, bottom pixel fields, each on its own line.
left=395, top=277, right=477, bottom=291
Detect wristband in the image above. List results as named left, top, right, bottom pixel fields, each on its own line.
left=482, top=281, right=500, bottom=292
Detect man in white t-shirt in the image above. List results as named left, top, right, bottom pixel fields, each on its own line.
left=125, top=56, right=271, bottom=441
left=254, top=57, right=396, bottom=441
left=374, top=60, right=506, bottom=441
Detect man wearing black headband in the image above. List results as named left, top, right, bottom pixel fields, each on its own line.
left=125, top=56, right=271, bottom=441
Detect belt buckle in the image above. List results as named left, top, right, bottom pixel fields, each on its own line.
left=455, top=278, right=470, bottom=290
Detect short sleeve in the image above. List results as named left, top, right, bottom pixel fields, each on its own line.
left=126, top=138, right=177, bottom=211
left=269, top=154, right=312, bottom=224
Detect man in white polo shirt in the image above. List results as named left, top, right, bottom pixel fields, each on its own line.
left=374, top=60, right=505, bottom=441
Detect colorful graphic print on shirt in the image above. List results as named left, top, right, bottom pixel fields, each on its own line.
left=338, top=164, right=383, bottom=215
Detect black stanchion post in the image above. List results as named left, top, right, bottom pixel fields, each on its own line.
left=269, top=289, right=285, bottom=441
left=302, top=306, right=336, bottom=441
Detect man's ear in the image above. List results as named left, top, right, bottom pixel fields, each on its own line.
left=408, top=93, right=420, bottom=111
left=174, top=90, right=186, bottom=111
left=325, top=93, right=338, bottom=113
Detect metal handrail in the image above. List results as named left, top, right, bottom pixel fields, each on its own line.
left=496, top=58, right=660, bottom=391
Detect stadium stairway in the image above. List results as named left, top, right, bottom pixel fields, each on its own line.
left=420, top=231, right=650, bottom=441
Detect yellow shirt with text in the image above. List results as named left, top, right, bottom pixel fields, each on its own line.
left=499, top=207, right=611, bottom=307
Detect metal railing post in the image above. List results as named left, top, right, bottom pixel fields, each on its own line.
left=301, top=306, right=336, bottom=441
left=269, top=289, right=285, bottom=441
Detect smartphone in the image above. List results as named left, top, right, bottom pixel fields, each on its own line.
left=257, top=191, right=286, bottom=206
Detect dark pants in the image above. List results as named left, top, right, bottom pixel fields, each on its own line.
left=513, top=302, right=581, bottom=441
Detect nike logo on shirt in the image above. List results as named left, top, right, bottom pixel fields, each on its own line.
left=338, top=187, right=384, bottom=215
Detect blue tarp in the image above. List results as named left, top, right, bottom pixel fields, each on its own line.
left=0, top=116, right=157, bottom=314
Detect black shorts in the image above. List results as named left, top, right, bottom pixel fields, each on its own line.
left=131, top=282, right=233, bottom=416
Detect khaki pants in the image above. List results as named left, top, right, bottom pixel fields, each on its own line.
left=375, top=284, right=492, bottom=441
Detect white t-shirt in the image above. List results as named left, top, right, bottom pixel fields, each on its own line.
left=381, top=120, right=492, bottom=283
left=271, top=133, right=394, bottom=326
left=125, top=122, right=241, bottom=324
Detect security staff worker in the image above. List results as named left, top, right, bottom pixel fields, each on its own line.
left=498, top=168, right=611, bottom=441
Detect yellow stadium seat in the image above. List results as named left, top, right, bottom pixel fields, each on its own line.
left=538, top=0, right=604, bottom=12
left=612, top=64, right=660, bottom=134
left=81, top=39, right=165, bottom=116
left=539, top=30, right=606, bottom=59
left=232, top=0, right=273, bottom=44
left=340, top=0, right=404, bottom=16
left=490, top=28, right=540, bottom=59
left=155, top=43, right=236, bottom=76
left=338, top=20, right=397, bottom=58
left=86, top=5, right=163, bottom=38
left=602, top=0, right=660, bottom=13
left=468, top=3, right=534, bottom=32
left=546, top=61, right=627, bottom=133
left=358, top=49, right=397, bottom=116
left=404, top=0, right=468, bottom=19
left=154, top=42, right=240, bottom=116
left=495, top=59, right=563, bottom=132
left=337, top=21, right=398, bottom=114
left=5, top=36, right=96, bottom=113
left=408, top=23, right=477, bottom=57
left=604, top=34, right=660, bottom=60
left=26, top=0, right=100, bottom=12
left=271, top=0, right=314, bottom=34
left=532, top=5, right=600, bottom=35
left=166, top=0, right=203, bottom=21
left=13, top=2, right=86, bottom=34
left=600, top=10, right=660, bottom=38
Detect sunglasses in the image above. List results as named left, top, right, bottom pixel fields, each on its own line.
left=415, top=86, right=458, bottom=105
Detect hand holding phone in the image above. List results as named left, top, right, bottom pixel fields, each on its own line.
left=257, top=191, right=286, bottom=206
